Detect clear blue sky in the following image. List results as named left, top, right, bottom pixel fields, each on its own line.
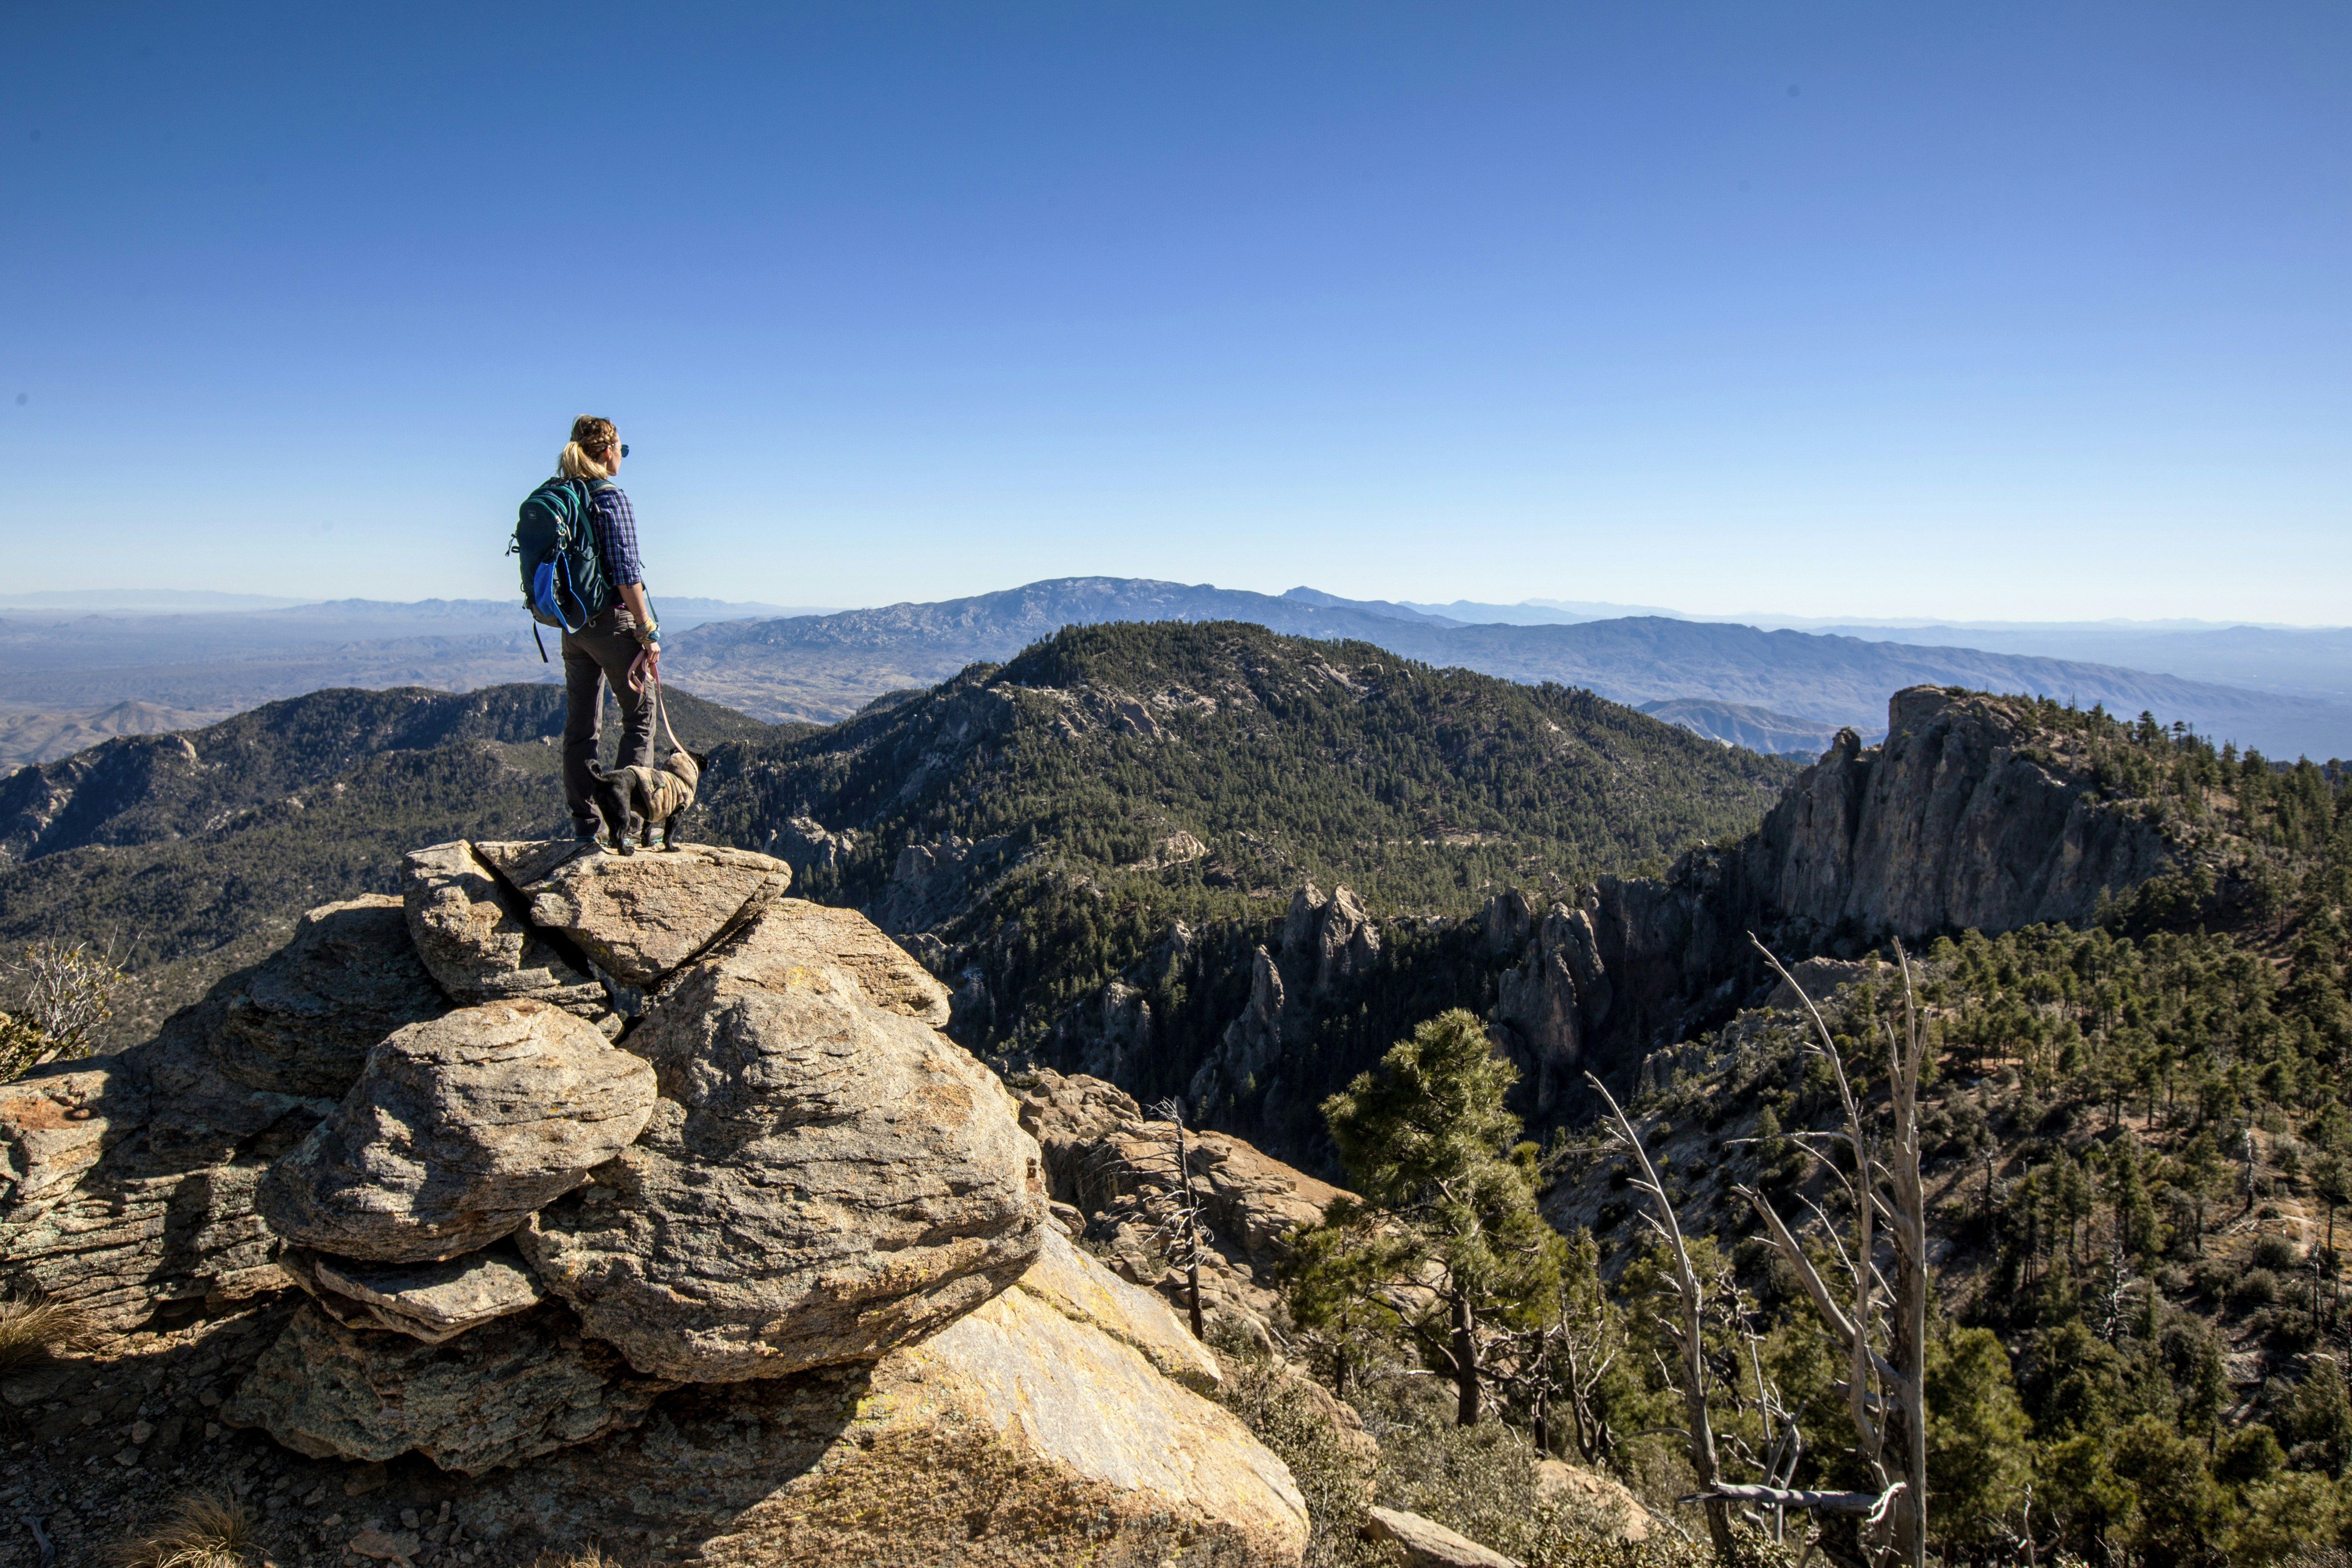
left=5, top=3, right=2347, bottom=621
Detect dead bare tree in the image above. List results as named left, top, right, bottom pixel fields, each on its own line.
left=1726, top=935, right=1931, bottom=1568
left=1586, top=1070, right=1737, bottom=1561
left=1148, top=1096, right=1209, bottom=1338
left=1724, top=1291, right=1808, bottom=1548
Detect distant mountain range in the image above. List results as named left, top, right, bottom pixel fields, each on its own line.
left=2, top=579, right=2347, bottom=765
left=662, top=578, right=2352, bottom=759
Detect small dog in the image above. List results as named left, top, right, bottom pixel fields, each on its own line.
left=588, top=748, right=708, bottom=854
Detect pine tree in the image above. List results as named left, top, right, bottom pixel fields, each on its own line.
left=1305, top=1008, right=1565, bottom=1426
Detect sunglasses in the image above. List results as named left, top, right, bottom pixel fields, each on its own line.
left=620, top=443, right=629, bottom=458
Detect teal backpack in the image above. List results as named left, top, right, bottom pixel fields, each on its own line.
left=509, top=477, right=614, bottom=660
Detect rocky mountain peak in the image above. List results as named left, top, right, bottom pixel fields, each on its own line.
left=0, top=836, right=1309, bottom=1562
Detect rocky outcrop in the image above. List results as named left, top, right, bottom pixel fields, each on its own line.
left=1184, top=882, right=1383, bottom=1122
left=473, top=841, right=793, bottom=988
left=1484, top=687, right=2184, bottom=1077
left=221, top=1300, right=674, bottom=1474
left=520, top=933, right=1043, bottom=1381
left=457, top=1232, right=1308, bottom=1564
left=1753, top=689, right=2169, bottom=936
left=401, top=841, right=608, bottom=1014
left=765, top=814, right=859, bottom=878
left=4, top=835, right=1308, bottom=1563
left=258, top=1000, right=657, bottom=1262
left=1491, top=900, right=1612, bottom=1114
left=1019, top=1069, right=1345, bottom=1344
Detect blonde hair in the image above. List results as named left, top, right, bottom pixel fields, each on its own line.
left=557, top=415, right=618, bottom=480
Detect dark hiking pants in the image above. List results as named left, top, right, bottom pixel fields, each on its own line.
left=561, top=610, right=655, bottom=833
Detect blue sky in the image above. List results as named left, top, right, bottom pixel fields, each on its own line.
left=4, top=3, right=2346, bottom=621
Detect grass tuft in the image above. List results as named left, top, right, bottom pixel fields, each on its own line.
left=0, top=1292, right=97, bottom=1373
left=109, top=1494, right=256, bottom=1568
left=531, top=1549, right=633, bottom=1568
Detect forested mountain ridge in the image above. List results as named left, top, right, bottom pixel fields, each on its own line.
left=690, top=620, right=1802, bottom=1109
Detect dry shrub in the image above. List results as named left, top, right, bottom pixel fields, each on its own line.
left=531, top=1550, right=632, bottom=1568
left=0, top=1292, right=97, bottom=1373
left=3, top=939, right=127, bottom=1081
left=109, top=1494, right=255, bottom=1568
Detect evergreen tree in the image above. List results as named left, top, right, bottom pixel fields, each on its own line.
left=1306, top=1008, right=1565, bottom=1426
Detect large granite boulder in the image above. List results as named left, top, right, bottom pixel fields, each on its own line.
left=259, top=1000, right=657, bottom=1263
left=221, top=1300, right=674, bottom=1474
left=473, top=841, right=792, bottom=989
left=401, top=841, right=607, bottom=1011
left=519, top=910, right=1044, bottom=1381
left=212, top=897, right=450, bottom=1097
left=457, top=1236, right=1308, bottom=1564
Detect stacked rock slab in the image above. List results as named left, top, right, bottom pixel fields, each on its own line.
left=402, top=841, right=609, bottom=1018
left=475, top=839, right=793, bottom=988
left=257, top=999, right=658, bottom=1262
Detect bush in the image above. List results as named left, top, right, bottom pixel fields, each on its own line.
left=1210, top=1337, right=1379, bottom=1568
left=0, top=1292, right=95, bottom=1373
left=2191, top=1258, right=2237, bottom=1300
left=2233, top=1269, right=2283, bottom=1312
left=2, top=940, right=127, bottom=1082
left=108, top=1494, right=255, bottom=1568
left=2255, top=1234, right=2305, bottom=1272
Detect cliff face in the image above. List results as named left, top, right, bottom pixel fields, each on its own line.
left=1557, top=687, right=2178, bottom=1070
left=1751, top=686, right=2172, bottom=939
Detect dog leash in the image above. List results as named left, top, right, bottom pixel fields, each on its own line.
left=628, top=646, right=686, bottom=758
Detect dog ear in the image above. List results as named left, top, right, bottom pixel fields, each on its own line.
left=689, top=751, right=710, bottom=771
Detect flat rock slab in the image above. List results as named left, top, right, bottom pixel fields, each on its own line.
left=402, top=841, right=605, bottom=1009
left=221, top=1300, right=674, bottom=1475
left=1015, top=1225, right=1219, bottom=1395
left=475, top=841, right=791, bottom=989
left=457, top=1251, right=1308, bottom=1565
left=1364, top=1506, right=1523, bottom=1568
left=213, top=897, right=450, bottom=1098
left=520, top=932, right=1043, bottom=1382
left=284, top=1241, right=547, bottom=1343
left=260, top=1000, right=657, bottom=1263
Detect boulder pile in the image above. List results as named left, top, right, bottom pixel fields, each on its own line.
left=0, top=839, right=1308, bottom=1564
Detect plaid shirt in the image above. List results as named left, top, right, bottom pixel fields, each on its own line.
left=590, top=483, right=644, bottom=588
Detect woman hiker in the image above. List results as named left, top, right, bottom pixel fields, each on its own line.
left=556, top=415, right=662, bottom=843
